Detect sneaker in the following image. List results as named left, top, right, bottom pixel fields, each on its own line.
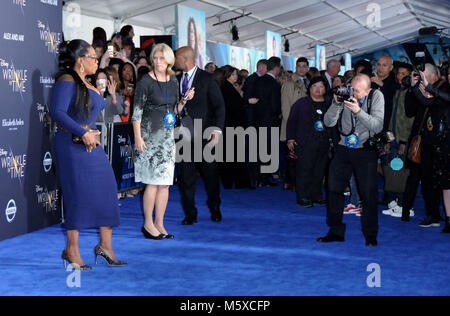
left=419, top=216, right=441, bottom=228
left=409, top=208, right=415, bottom=217
left=390, top=206, right=403, bottom=218
left=344, top=204, right=358, bottom=214
left=382, top=200, right=398, bottom=216
left=354, top=208, right=362, bottom=217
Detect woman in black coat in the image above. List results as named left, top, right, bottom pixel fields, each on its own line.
left=220, top=66, right=251, bottom=189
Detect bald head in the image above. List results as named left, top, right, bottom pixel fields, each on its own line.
left=175, top=46, right=195, bottom=71
left=352, top=74, right=372, bottom=100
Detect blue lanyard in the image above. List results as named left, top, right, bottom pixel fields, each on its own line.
left=154, top=71, right=170, bottom=112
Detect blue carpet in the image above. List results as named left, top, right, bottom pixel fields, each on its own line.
left=0, top=181, right=448, bottom=296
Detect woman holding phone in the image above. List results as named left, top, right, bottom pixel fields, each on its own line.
left=50, top=40, right=126, bottom=270
left=94, top=68, right=129, bottom=123
left=132, top=43, right=194, bottom=240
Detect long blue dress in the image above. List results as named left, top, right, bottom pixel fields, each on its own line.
left=50, top=80, right=120, bottom=230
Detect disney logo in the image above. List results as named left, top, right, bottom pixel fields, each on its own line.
left=37, top=20, right=45, bottom=30
left=0, top=59, right=9, bottom=68
left=35, top=185, right=44, bottom=193
left=118, top=135, right=126, bottom=144
left=0, top=148, right=7, bottom=157
left=36, top=103, right=45, bottom=111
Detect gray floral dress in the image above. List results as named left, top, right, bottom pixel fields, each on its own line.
left=132, top=74, right=179, bottom=185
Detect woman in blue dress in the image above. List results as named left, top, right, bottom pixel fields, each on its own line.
left=50, top=40, right=126, bottom=270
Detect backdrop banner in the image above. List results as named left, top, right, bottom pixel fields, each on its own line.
left=175, top=5, right=206, bottom=69
left=110, top=123, right=142, bottom=192
left=0, top=0, right=62, bottom=241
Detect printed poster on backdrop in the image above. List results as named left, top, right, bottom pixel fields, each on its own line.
left=0, top=0, right=62, bottom=241
left=345, top=53, right=352, bottom=71
left=315, top=45, right=326, bottom=71
left=110, top=123, right=143, bottom=192
left=266, top=31, right=282, bottom=58
left=176, top=5, right=206, bottom=69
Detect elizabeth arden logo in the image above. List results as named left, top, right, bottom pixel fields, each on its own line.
left=40, top=0, right=58, bottom=6
left=37, top=20, right=62, bottom=54
left=2, top=118, right=24, bottom=131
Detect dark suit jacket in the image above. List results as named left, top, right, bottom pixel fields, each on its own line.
left=221, top=80, right=248, bottom=128
left=253, top=74, right=281, bottom=128
left=243, top=72, right=259, bottom=103
left=371, top=74, right=397, bottom=132
left=321, top=71, right=334, bottom=97
left=178, top=68, right=225, bottom=132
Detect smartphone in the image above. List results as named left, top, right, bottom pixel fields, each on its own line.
left=98, top=78, right=107, bottom=93
left=108, top=45, right=114, bottom=58
left=127, top=83, right=134, bottom=92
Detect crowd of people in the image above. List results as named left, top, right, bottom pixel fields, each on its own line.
left=50, top=24, right=449, bottom=268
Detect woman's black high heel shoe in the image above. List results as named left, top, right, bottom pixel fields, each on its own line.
left=94, top=245, right=127, bottom=267
left=61, top=250, right=92, bottom=271
left=141, top=227, right=164, bottom=240
left=163, top=234, right=175, bottom=239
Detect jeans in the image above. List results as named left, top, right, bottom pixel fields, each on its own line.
left=349, top=174, right=360, bottom=206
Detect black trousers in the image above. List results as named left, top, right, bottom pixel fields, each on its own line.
left=402, top=143, right=442, bottom=219
left=177, top=144, right=221, bottom=219
left=295, top=143, right=329, bottom=202
left=327, top=145, right=379, bottom=240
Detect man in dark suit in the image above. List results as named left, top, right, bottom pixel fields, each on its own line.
left=253, top=57, right=282, bottom=186
left=242, top=59, right=268, bottom=185
left=174, top=47, right=226, bottom=225
left=243, top=59, right=268, bottom=126
left=321, top=59, right=341, bottom=95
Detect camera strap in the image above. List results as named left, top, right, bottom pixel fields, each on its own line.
left=338, top=88, right=376, bottom=137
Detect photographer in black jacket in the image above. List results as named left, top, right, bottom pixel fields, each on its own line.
left=412, top=64, right=450, bottom=232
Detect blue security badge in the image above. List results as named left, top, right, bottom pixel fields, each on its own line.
left=164, top=112, right=176, bottom=128
left=314, top=120, right=325, bottom=132
left=345, top=133, right=359, bottom=148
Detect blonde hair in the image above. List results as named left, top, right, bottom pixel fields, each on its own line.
left=150, top=43, right=175, bottom=76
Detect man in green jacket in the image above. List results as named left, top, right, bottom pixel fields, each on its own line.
left=382, top=63, right=415, bottom=218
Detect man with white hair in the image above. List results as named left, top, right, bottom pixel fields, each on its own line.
left=322, top=59, right=341, bottom=92
left=319, top=74, right=384, bottom=246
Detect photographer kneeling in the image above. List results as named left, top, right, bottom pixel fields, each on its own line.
left=317, top=74, right=384, bottom=246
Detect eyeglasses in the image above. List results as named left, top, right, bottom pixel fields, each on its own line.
left=84, top=55, right=98, bottom=61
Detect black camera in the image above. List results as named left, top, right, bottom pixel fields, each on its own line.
left=366, top=131, right=395, bottom=155
left=333, top=84, right=354, bottom=102
left=403, top=51, right=426, bottom=87
left=402, top=72, right=421, bottom=87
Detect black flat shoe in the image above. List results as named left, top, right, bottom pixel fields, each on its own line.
left=365, top=239, right=378, bottom=247
left=182, top=217, right=197, bottom=225
left=297, top=199, right=313, bottom=208
left=61, top=250, right=92, bottom=271
left=163, top=234, right=175, bottom=239
left=317, top=234, right=345, bottom=243
left=141, top=227, right=164, bottom=240
left=210, top=207, right=222, bottom=222
left=94, top=245, right=127, bottom=266
left=313, top=199, right=327, bottom=207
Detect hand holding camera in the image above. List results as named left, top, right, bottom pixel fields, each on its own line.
left=343, top=97, right=361, bottom=114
